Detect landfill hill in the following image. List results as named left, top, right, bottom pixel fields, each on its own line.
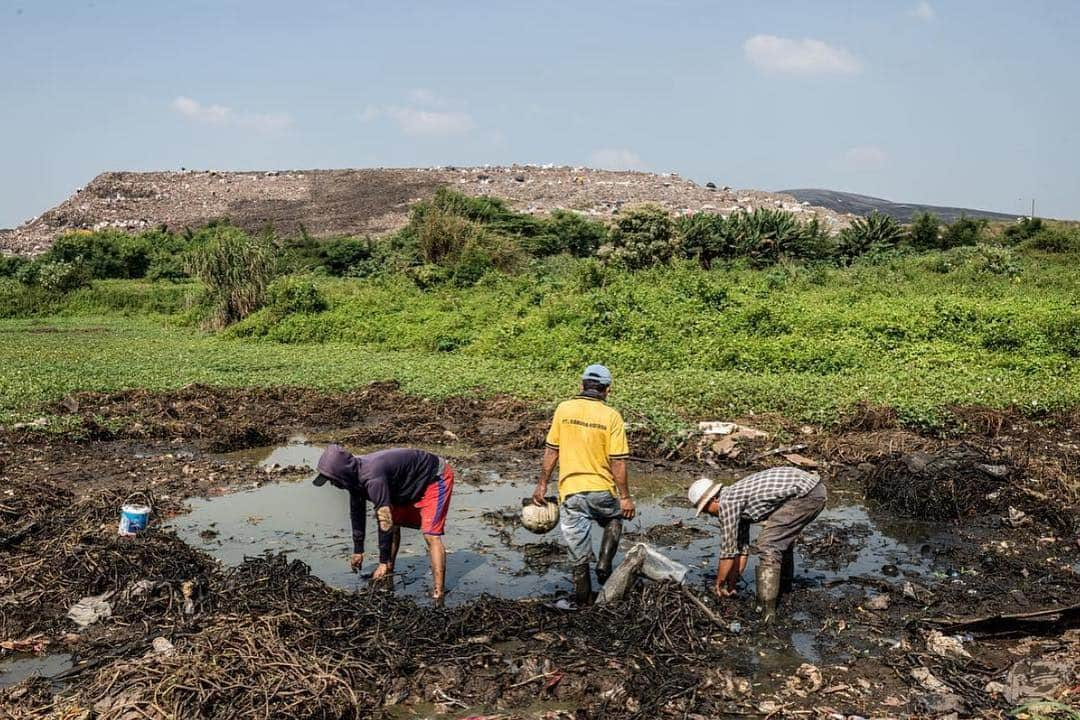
left=0, top=166, right=850, bottom=255
left=780, top=188, right=1020, bottom=223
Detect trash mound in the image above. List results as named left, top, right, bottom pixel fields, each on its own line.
left=0, top=166, right=848, bottom=256
left=862, top=445, right=1010, bottom=520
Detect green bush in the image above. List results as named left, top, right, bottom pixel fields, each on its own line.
left=266, top=276, right=328, bottom=315
left=835, top=212, right=904, bottom=264
left=321, top=237, right=373, bottom=275
left=941, top=215, right=986, bottom=249
left=677, top=212, right=737, bottom=268
left=36, top=260, right=93, bottom=293
left=46, top=229, right=152, bottom=279
left=907, top=212, right=942, bottom=251
left=1002, top=216, right=1044, bottom=243
left=734, top=208, right=832, bottom=267
left=1024, top=226, right=1079, bottom=253
left=599, top=205, right=679, bottom=269
left=0, top=255, right=29, bottom=278
left=539, top=210, right=608, bottom=257
left=185, top=226, right=277, bottom=328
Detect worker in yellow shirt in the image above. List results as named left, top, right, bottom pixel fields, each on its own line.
left=532, top=364, right=635, bottom=606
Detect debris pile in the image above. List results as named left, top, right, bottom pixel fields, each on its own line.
left=0, top=166, right=850, bottom=256
left=862, top=444, right=1011, bottom=519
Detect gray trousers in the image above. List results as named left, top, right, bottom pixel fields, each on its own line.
left=560, top=491, right=622, bottom=567
left=753, top=482, right=826, bottom=567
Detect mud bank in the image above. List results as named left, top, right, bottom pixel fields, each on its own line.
left=2, top=386, right=1078, bottom=718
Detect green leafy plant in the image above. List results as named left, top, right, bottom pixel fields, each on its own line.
left=835, top=212, right=904, bottom=264
left=1002, top=216, right=1044, bottom=243
left=599, top=205, right=679, bottom=269
left=941, top=215, right=986, bottom=248
left=321, top=237, right=373, bottom=276
left=35, top=260, right=92, bottom=293
left=907, top=212, right=942, bottom=251
left=185, top=226, right=277, bottom=328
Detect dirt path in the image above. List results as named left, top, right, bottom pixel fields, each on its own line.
left=1, top=386, right=1078, bottom=718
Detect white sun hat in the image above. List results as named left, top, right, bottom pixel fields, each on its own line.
left=687, top=477, right=724, bottom=515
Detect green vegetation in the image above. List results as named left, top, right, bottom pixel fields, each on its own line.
left=3, top=195, right=1079, bottom=435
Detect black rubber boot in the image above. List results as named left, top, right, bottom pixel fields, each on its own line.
left=780, top=547, right=795, bottom=594
left=573, top=564, right=593, bottom=607
left=595, top=519, right=623, bottom=585
left=756, top=563, right=781, bottom=624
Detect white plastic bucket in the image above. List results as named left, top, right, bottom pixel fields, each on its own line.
left=118, top=494, right=151, bottom=536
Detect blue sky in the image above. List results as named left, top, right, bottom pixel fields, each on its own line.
left=2, top=0, right=1078, bottom=226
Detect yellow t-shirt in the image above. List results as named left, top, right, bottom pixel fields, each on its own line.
left=545, top=396, right=630, bottom=500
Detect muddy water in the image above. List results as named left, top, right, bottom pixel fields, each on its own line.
left=170, top=440, right=937, bottom=607
left=0, top=654, right=72, bottom=688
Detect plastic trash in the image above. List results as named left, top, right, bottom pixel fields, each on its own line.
left=596, top=543, right=689, bottom=604
left=67, top=592, right=113, bottom=628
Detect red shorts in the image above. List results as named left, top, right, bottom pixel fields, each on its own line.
left=390, top=464, right=454, bottom=535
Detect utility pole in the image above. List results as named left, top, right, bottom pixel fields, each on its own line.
left=1031, top=198, right=1035, bottom=219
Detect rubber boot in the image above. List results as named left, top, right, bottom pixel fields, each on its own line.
left=595, top=519, right=623, bottom=585
left=573, top=564, right=593, bottom=608
left=756, top=563, right=781, bottom=624
left=780, top=547, right=795, bottom=594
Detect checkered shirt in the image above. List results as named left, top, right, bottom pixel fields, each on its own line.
left=714, top=466, right=820, bottom=558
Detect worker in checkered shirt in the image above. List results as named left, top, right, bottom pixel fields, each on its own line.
left=687, top=466, right=826, bottom=622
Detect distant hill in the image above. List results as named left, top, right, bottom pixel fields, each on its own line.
left=779, top=189, right=1019, bottom=224
left=0, top=167, right=848, bottom=255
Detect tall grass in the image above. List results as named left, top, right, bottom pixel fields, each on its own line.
left=185, top=227, right=277, bottom=328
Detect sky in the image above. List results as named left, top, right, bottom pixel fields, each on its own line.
left=2, top=0, right=1078, bottom=227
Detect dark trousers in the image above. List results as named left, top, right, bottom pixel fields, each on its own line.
left=753, top=482, right=826, bottom=567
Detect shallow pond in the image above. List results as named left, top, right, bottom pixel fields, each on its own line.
left=0, top=653, right=73, bottom=688
left=169, top=440, right=938, bottom=607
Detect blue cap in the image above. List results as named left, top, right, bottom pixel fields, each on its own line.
left=582, top=364, right=613, bottom=386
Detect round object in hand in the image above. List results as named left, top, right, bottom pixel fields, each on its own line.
left=521, top=497, right=559, bottom=534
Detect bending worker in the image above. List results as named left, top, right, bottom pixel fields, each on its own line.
left=313, top=444, right=454, bottom=607
left=532, top=364, right=635, bottom=606
left=688, top=466, right=826, bottom=622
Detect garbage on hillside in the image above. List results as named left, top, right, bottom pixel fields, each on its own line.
left=596, top=543, right=689, bottom=604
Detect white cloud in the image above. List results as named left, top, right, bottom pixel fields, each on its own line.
left=911, top=1, right=935, bottom=21
left=385, top=107, right=474, bottom=137
left=171, top=96, right=291, bottom=133
left=589, top=149, right=645, bottom=171
left=743, top=34, right=862, bottom=75
left=844, top=145, right=888, bottom=171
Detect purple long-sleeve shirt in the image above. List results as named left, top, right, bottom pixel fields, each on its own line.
left=316, top=445, right=443, bottom=563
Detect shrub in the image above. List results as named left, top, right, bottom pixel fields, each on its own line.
left=266, top=276, right=328, bottom=315
left=185, top=226, right=277, bottom=328
left=835, top=212, right=904, bottom=264
left=35, top=260, right=92, bottom=293
left=599, top=205, right=679, bottom=269
left=677, top=212, right=737, bottom=268
left=941, top=215, right=986, bottom=249
left=735, top=208, right=832, bottom=267
left=1044, top=313, right=1080, bottom=358
left=1002, top=216, right=1044, bottom=243
left=45, top=229, right=152, bottom=279
left=907, top=212, right=942, bottom=251
left=321, top=237, right=373, bottom=275
left=1024, top=226, right=1079, bottom=253
left=0, top=254, right=29, bottom=278
left=540, top=210, right=608, bottom=257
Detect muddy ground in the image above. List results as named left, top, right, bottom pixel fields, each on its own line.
left=1, top=384, right=1078, bottom=719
